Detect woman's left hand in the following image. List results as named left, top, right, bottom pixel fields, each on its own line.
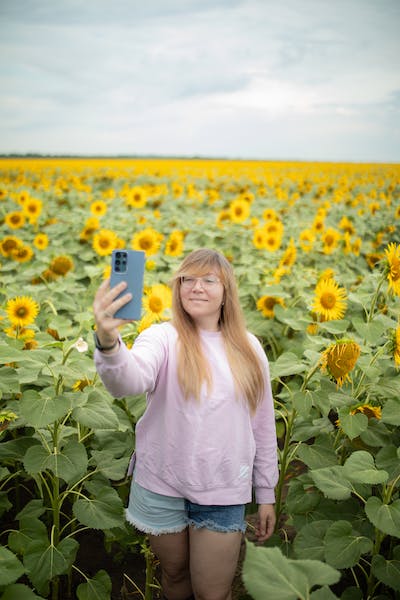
left=255, top=503, right=276, bottom=542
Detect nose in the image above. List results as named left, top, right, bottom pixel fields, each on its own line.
left=192, top=278, right=204, bottom=290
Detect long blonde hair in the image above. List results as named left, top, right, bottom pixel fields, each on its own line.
left=171, top=248, right=265, bottom=413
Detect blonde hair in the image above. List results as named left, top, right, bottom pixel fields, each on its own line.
left=171, top=248, right=265, bottom=413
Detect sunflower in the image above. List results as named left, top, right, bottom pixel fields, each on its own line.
left=322, top=228, right=341, bottom=254
left=6, top=296, right=39, bottom=328
left=33, top=233, right=49, bottom=250
left=125, top=186, right=147, bottom=209
left=50, top=255, right=74, bottom=276
left=299, top=229, right=315, bottom=253
left=264, top=219, right=284, bottom=237
left=142, top=283, right=172, bottom=321
left=0, top=410, right=18, bottom=432
left=165, top=231, right=184, bottom=257
left=5, top=325, right=35, bottom=340
left=384, top=242, right=400, bottom=296
left=0, top=235, right=23, bottom=257
left=351, top=404, right=381, bottom=420
left=390, top=326, right=400, bottom=367
left=216, top=209, right=231, bottom=229
left=90, top=200, right=107, bottom=217
left=93, top=229, right=118, bottom=256
left=312, top=215, right=325, bottom=235
left=72, top=377, right=94, bottom=392
left=131, top=228, right=163, bottom=257
left=229, top=198, right=250, bottom=223
left=256, top=295, right=285, bottom=318
left=312, top=277, right=347, bottom=321
left=12, top=244, right=34, bottom=263
left=252, top=229, right=269, bottom=250
left=5, top=211, right=26, bottom=230
left=320, top=339, right=361, bottom=387
left=262, top=208, right=279, bottom=221
left=264, top=233, right=282, bottom=252
left=279, top=238, right=297, bottom=269
left=23, top=197, right=43, bottom=223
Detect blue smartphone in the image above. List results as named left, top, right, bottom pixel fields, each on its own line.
left=110, top=249, right=145, bottom=320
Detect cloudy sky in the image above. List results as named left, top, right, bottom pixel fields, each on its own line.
left=0, top=0, right=399, bottom=161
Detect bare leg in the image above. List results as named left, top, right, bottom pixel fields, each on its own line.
left=148, top=529, right=193, bottom=600
left=189, top=528, right=242, bottom=600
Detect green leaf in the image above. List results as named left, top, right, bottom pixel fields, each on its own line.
left=342, top=451, right=388, bottom=484
left=359, top=419, right=392, bottom=447
left=242, top=542, right=340, bottom=600
left=376, top=446, right=400, bottom=482
left=19, top=390, right=71, bottom=428
left=269, top=352, right=307, bottom=379
left=351, top=317, right=385, bottom=343
left=73, top=482, right=124, bottom=529
left=0, top=492, right=12, bottom=517
left=324, top=520, right=373, bottom=568
left=381, top=398, right=400, bottom=425
left=365, top=497, right=400, bottom=538
left=16, top=499, right=45, bottom=520
left=285, top=477, right=321, bottom=515
left=296, top=436, right=337, bottom=470
left=371, top=554, right=400, bottom=591
left=0, top=582, right=46, bottom=599
left=76, top=570, right=112, bottom=600
left=24, top=537, right=78, bottom=593
left=72, top=391, right=119, bottom=429
left=8, top=517, right=48, bottom=555
left=293, top=521, right=332, bottom=561
left=0, top=367, right=20, bottom=393
left=311, top=466, right=352, bottom=500
left=310, top=587, right=340, bottom=599
left=317, top=319, right=350, bottom=334
left=0, top=437, right=41, bottom=461
left=89, top=450, right=129, bottom=481
left=23, top=440, right=88, bottom=483
left=0, top=546, right=25, bottom=585
left=338, top=409, right=368, bottom=440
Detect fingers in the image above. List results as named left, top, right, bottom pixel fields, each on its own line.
left=93, top=279, right=133, bottom=335
left=255, top=505, right=276, bottom=542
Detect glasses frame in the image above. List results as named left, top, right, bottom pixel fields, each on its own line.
left=180, top=275, right=222, bottom=290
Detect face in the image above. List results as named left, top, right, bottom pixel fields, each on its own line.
left=179, top=271, right=225, bottom=331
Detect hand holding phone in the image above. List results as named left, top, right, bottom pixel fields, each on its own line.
left=110, top=250, right=145, bottom=320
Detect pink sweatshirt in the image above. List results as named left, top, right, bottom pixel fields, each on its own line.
left=95, top=322, right=278, bottom=505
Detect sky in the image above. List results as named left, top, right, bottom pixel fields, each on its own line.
left=0, top=0, right=399, bottom=162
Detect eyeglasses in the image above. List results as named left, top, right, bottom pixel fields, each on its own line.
left=180, top=275, right=221, bottom=289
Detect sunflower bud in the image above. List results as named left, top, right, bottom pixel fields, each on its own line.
left=321, top=339, right=361, bottom=387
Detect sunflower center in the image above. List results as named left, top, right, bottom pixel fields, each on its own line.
left=320, top=292, right=336, bottom=309
left=149, top=297, right=163, bottom=313
left=140, top=237, right=153, bottom=250
left=16, top=307, right=28, bottom=317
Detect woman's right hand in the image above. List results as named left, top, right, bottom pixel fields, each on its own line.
left=93, top=278, right=133, bottom=349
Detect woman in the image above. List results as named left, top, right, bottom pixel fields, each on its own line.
left=93, top=248, right=278, bottom=600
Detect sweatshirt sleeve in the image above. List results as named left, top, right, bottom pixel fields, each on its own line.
left=94, top=323, right=168, bottom=398
left=250, top=335, right=279, bottom=504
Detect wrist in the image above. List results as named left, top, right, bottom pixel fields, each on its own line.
left=93, top=331, right=119, bottom=352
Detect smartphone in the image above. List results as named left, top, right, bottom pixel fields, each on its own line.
left=110, top=249, right=145, bottom=320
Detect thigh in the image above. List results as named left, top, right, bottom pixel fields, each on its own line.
left=189, top=527, right=243, bottom=598
left=148, top=529, right=190, bottom=576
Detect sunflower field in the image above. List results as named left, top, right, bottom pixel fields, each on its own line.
left=0, top=157, right=399, bottom=600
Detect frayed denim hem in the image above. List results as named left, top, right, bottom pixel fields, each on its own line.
left=125, top=509, right=188, bottom=536
left=186, top=518, right=247, bottom=534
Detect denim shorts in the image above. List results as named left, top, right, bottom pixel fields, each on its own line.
left=126, top=477, right=246, bottom=536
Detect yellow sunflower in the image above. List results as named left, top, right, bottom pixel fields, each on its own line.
left=252, top=229, right=269, bottom=250
left=322, top=228, right=341, bottom=254
left=262, top=208, right=279, bottom=221
left=299, top=228, right=315, bottom=253
left=90, top=200, right=108, bottom=217
left=33, top=233, right=49, bottom=250
left=131, top=228, right=163, bottom=257
left=5, top=211, right=26, bottom=230
left=312, top=277, right=347, bottom=321
left=12, top=244, right=34, bottom=263
left=50, top=255, right=74, bottom=276
left=264, top=233, right=282, bottom=252
left=229, top=198, right=250, bottom=223
left=320, top=339, right=360, bottom=387
left=384, top=242, right=400, bottom=296
left=351, top=404, right=381, bottom=420
left=142, top=283, right=172, bottom=321
left=390, top=326, right=400, bottom=367
left=125, top=186, right=147, bottom=209
left=165, top=231, right=184, bottom=257
left=22, top=197, right=43, bottom=223
left=216, top=209, right=231, bottom=229
left=256, top=295, right=285, bottom=318
left=0, top=235, right=23, bottom=257
left=279, top=238, right=297, bottom=269
left=6, top=296, right=39, bottom=328
left=93, top=229, right=118, bottom=256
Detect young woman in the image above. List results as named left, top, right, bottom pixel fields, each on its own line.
left=93, top=248, right=278, bottom=600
